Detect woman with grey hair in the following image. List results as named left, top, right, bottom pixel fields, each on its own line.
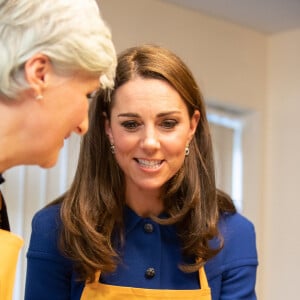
left=0, top=0, right=116, bottom=299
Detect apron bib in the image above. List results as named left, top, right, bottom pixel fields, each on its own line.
left=0, top=229, right=23, bottom=300
left=81, top=266, right=211, bottom=300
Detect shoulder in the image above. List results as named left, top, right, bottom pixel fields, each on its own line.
left=206, top=212, right=258, bottom=278
left=219, top=212, right=257, bottom=261
left=25, top=204, right=75, bottom=298
left=27, top=203, right=65, bottom=262
left=31, top=203, right=61, bottom=232
left=206, top=212, right=258, bottom=299
left=219, top=212, right=257, bottom=249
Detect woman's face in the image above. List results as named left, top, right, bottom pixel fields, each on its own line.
left=105, top=76, right=200, bottom=194
left=23, top=72, right=99, bottom=168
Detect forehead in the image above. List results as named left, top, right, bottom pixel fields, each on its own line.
left=113, top=77, right=187, bottom=111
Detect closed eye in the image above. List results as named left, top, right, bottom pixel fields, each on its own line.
left=86, top=90, right=98, bottom=101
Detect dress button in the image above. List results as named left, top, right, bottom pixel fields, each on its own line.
left=145, top=267, right=156, bottom=279
left=143, top=223, right=154, bottom=233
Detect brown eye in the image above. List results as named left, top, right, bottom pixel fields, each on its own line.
left=161, top=119, right=178, bottom=129
left=121, top=120, right=140, bottom=130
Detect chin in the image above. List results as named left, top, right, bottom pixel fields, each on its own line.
left=38, top=153, right=60, bottom=169
left=39, top=161, right=57, bottom=169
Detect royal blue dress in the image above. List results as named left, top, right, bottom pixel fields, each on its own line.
left=25, top=204, right=258, bottom=300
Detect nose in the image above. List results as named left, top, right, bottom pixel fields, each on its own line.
left=140, top=127, right=160, bottom=152
left=74, top=115, right=89, bottom=136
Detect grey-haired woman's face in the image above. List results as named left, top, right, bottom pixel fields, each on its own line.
left=21, top=57, right=99, bottom=168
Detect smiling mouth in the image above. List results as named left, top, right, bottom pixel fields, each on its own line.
left=135, top=158, right=163, bottom=169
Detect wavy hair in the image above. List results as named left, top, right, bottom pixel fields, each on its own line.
left=58, top=44, right=236, bottom=282
left=0, top=0, right=116, bottom=99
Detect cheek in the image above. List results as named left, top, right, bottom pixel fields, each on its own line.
left=69, top=96, right=89, bottom=121
left=76, top=95, right=89, bottom=113
left=163, top=140, right=186, bottom=162
left=163, top=137, right=188, bottom=166
left=164, top=132, right=190, bottom=154
left=114, top=136, right=137, bottom=154
left=167, top=142, right=185, bottom=155
left=113, top=135, right=139, bottom=169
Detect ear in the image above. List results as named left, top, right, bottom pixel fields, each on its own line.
left=188, top=110, right=200, bottom=142
left=24, top=53, right=50, bottom=96
left=104, top=112, right=114, bottom=144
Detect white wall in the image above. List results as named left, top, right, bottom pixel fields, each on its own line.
left=264, top=29, right=300, bottom=299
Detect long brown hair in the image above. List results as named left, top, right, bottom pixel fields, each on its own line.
left=57, top=44, right=236, bottom=282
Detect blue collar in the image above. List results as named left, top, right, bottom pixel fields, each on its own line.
left=124, top=206, right=175, bottom=236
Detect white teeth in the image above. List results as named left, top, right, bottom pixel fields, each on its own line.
left=137, top=159, right=162, bottom=169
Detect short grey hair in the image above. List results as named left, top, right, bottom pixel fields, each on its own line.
left=0, top=0, right=117, bottom=99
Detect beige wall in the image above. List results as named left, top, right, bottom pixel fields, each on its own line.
left=99, top=0, right=300, bottom=299
left=101, top=0, right=267, bottom=111
left=264, top=29, right=300, bottom=299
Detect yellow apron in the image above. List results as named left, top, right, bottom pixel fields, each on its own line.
left=81, top=266, right=211, bottom=300
left=0, top=229, right=23, bottom=300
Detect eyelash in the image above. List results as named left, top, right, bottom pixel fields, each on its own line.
left=121, top=121, right=140, bottom=130
left=121, top=119, right=178, bottom=131
left=86, top=91, right=98, bottom=101
left=161, top=119, right=178, bottom=129
left=86, top=94, right=93, bottom=101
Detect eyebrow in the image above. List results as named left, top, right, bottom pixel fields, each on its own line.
left=117, top=111, right=181, bottom=118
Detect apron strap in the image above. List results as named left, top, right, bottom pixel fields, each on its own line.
left=88, top=271, right=101, bottom=287
left=199, top=266, right=209, bottom=289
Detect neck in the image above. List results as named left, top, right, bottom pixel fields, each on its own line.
left=125, top=187, right=164, bottom=217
